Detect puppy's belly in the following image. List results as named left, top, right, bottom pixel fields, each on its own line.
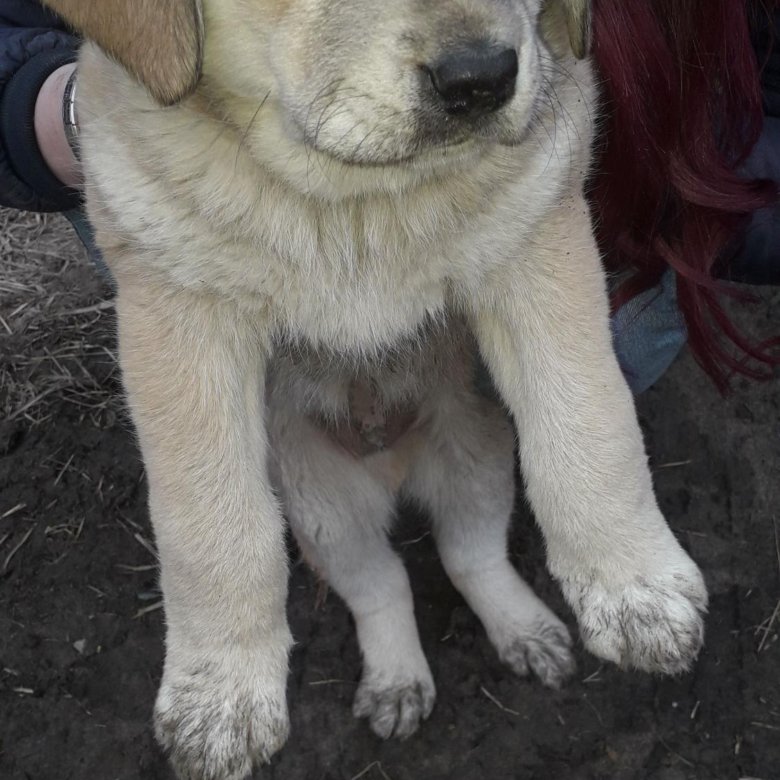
left=270, top=314, right=470, bottom=424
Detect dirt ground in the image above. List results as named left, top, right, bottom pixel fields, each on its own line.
left=1, top=208, right=778, bottom=780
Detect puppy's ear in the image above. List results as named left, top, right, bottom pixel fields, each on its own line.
left=562, top=0, right=591, bottom=59
left=41, top=0, right=204, bottom=105
left=542, top=0, right=592, bottom=60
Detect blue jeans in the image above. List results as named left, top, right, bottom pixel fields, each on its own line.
left=64, top=208, right=113, bottom=287
left=611, top=270, right=687, bottom=394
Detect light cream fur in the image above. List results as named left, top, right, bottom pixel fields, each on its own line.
left=60, top=0, right=707, bottom=777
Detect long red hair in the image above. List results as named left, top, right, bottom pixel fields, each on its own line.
left=590, top=0, right=779, bottom=388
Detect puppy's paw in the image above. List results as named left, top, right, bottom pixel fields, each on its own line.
left=155, top=644, right=290, bottom=780
left=561, top=555, right=707, bottom=675
left=497, top=621, right=576, bottom=690
left=353, top=673, right=435, bottom=740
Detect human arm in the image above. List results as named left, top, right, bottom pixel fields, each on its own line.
left=0, top=0, right=80, bottom=211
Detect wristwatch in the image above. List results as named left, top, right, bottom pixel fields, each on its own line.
left=62, top=67, right=80, bottom=161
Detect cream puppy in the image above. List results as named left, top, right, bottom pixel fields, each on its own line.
left=42, top=1, right=708, bottom=778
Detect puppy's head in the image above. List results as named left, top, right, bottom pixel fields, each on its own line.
left=211, top=0, right=591, bottom=170
left=46, top=0, right=589, bottom=175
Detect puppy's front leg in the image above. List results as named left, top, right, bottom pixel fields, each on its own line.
left=469, top=193, right=707, bottom=674
left=116, top=279, right=290, bottom=780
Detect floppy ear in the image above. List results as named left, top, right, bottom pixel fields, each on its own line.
left=40, top=0, right=204, bottom=105
left=542, top=0, right=592, bottom=60
left=562, top=0, right=591, bottom=59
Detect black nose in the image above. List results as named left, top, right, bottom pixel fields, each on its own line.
left=427, top=44, right=518, bottom=118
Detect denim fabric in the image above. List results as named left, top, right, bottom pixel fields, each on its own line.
left=611, top=270, right=687, bottom=395
left=63, top=208, right=114, bottom=289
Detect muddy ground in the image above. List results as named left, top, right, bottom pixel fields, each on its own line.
left=1, top=209, right=778, bottom=780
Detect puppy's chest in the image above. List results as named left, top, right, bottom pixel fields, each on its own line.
left=182, top=201, right=464, bottom=349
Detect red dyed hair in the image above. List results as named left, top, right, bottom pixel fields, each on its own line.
left=589, top=0, right=779, bottom=388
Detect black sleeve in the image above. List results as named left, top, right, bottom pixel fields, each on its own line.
left=0, top=0, right=82, bottom=212
left=727, top=7, right=780, bottom=285
left=729, top=117, right=780, bottom=285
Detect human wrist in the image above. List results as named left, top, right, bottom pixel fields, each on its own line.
left=34, top=63, right=82, bottom=190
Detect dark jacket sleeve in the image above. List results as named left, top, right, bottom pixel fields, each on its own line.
left=729, top=8, right=780, bottom=285
left=0, top=0, right=81, bottom=212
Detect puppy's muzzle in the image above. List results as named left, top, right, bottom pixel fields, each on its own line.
left=424, top=43, right=518, bottom=119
